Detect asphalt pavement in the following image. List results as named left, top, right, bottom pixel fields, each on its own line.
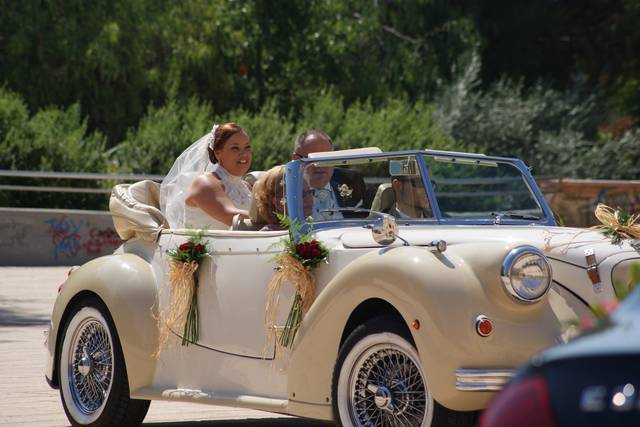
left=0, top=267, right=332, bottom=427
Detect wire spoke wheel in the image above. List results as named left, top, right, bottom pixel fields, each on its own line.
left=58, top=298, right=150, bottom=426
left=334, top=318, right=434, bottom=427
left=350, top=344, right=427, bottom=426
left=68, top=318, right=114, bottom=416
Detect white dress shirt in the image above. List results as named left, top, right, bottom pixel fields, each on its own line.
left=312, top=184, right=344, bottom=221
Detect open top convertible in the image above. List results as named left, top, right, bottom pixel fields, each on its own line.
left=45, top=148, right=640, bottom=427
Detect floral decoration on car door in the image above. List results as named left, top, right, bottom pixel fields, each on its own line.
left=156, top=231, right=209, bottom=355
left=266, top=215, right=328, bottom=349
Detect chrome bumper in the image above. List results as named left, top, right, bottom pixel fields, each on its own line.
left=455, top=369, right=515, bottom=391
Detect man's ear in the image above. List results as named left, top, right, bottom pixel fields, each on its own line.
left=391, top=178, right=402, bottom=192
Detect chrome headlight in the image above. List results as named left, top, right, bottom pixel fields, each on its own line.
left=500, top=246, right=552, bottom=303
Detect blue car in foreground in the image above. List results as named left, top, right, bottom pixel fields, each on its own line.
left=479, top=284, right=640, bottom=427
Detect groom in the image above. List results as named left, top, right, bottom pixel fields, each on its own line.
left=292, top=130, right=365, bottom=220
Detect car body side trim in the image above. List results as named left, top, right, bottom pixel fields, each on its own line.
left=455, top=369, right=515, bottom=391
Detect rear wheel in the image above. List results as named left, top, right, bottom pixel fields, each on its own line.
left=58, top=296, right=150, bottom=427
left=332, top=317, right=477, bottom=427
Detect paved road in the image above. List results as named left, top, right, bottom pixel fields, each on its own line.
left=0, top=267, right=332, bottom=427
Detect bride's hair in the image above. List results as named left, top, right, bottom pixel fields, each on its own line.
left=208, top=122, right=246, bottom=163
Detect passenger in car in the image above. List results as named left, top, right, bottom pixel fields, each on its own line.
left=184, top=123, right=253, bottom=228
left=389, top=176, right=432, bottom=219
left=292, top=130, right=366, bottom=220
left=162, top=123, right=254, bottom=229
left=253, top=165, right=313, bottom=231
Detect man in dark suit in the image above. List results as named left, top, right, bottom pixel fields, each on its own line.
left=292, top=130, right=366, bottom=220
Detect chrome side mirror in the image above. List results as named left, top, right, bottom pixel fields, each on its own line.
left=371, top=214, right=398, bottom=246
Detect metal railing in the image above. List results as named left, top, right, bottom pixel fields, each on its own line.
left=0, top=169, right=165, bottom=194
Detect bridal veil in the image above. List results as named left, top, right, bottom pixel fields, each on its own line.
left=160, top=125, right=218, bottom=228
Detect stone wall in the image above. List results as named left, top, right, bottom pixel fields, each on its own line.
left=539, top=179, right=640, bottom=227
left=0, top=208, right=122, bottom=266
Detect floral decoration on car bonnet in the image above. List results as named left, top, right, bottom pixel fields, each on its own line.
left=265, top=214, right=328, bottom=349
left=593, top=204, right=640, bottom=245
left=155, top=231, right=209, bottom=355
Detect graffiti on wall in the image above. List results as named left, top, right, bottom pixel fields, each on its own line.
left=83, top=227, right=121, bottom=255
left=44, top=216, right=83, bottom=260
left=44, top=216, right=121, bottom=260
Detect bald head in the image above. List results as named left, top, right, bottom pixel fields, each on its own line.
left=292, top=130, right=333, bottom=160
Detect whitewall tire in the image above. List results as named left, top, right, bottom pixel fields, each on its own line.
left=333, top=317, right=434, bottom=427
left=58, top=296, right=149, bottom=427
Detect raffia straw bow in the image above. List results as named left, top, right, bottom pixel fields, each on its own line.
left=154, top=260, right=199, bottom=357
left=264, top=253, right=316, bottom=352
left=594, top=203, right=640, bottom=241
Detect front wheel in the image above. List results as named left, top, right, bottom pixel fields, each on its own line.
left=332, top=317, right=477, bottom=427
left=58, top=296, right=149, bottom=427
left=332, top=317, right=434, bottom=426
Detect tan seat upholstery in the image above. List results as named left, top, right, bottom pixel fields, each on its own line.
left=109, top=180, right=168, bottom=241
left=370, top=183, right=395, bottom=213
left=243, top=171, right=266, bottom=188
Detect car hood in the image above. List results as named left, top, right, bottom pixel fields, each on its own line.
left=339, top=225, right=640, bottom=266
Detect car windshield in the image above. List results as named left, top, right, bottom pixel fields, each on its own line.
left=422, top=155, right=544, bottom=220
left=297, top=153, right=545, bottom=223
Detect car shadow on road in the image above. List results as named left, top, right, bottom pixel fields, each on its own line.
left=0, top=305, right=50, bottom=326
left=145, top=419, right=335, bottom=427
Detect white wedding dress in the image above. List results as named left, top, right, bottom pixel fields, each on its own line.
left=183, top=166, right=251, bottom=230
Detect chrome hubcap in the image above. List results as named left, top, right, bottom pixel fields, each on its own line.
left=68, top=318, right=113, bottom=415
left=350, top=345, right=426, bottom=426
left=372, top=384, right=392, bottom=410
left=77, top=351, right=93, bottom=377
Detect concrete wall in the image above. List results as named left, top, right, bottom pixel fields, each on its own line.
left=0, top=208, right=122, bottom=266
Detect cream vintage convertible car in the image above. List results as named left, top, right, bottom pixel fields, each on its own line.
left=45, top=148, right=640, bottom=427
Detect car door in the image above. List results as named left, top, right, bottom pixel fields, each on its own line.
left=194, top=231, right=292, bottom=358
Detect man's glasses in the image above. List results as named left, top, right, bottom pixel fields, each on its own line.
left=294, top=151, right=309, bottom=159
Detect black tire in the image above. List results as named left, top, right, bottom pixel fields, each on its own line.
left=331, top=316, right=477, bottom=427
left=58, top=296, right=150, bottom=427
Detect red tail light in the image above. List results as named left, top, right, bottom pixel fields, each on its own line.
left=478, top=377, right=557, bottom=427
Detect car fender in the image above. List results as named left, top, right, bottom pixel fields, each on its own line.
left=287, top=244, right=481, bottom=405
left=286, top=242, right=590, bottom=412
left=49, top=253, right=158, bottom=393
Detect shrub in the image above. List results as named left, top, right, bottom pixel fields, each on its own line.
left=0, top=87, right=29, bottom=145
left=0, top=102, right=108, bottom=209
left=220, top=100, right=295, bottom=172
left=586, top=130, right=640, bottom=180
left=115, top=98, right=213, bottom=174
left=432, top=52, right=605, bottom=177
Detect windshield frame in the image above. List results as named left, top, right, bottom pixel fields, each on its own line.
left=284, top=149, right=556, bottom=231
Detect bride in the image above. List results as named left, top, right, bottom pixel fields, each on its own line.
left=160, top=123, right=252, bottom=229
